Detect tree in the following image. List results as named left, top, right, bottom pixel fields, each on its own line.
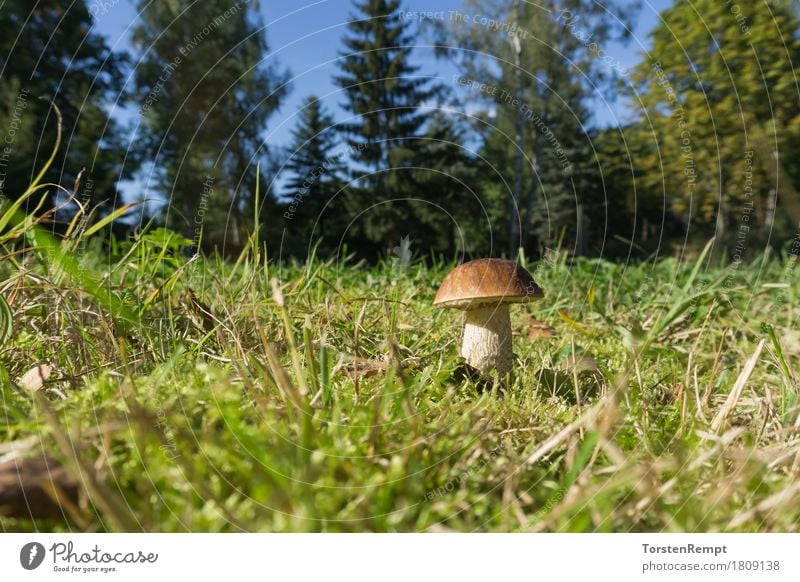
left=130, top=0, right=289, bottom=254
left=629, top=0, right=800, bottom=251
left=0, top=0, right=132, bottom=218
left=335, top=0, right=441, bottom=255
left=590, top=124, right=680, bottom=257
left=411, top=110, right=483, bottom=256
left=433, top=0, right=638, bottom=256
left=282, top=96, right=348, bottom=258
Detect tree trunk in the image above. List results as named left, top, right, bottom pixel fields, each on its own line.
left=509, top=37, right=523, bottom=259
left=523, top=122, right=545, bottom=251
left=576, top=203, right=586, bottom=256
left=751, top=123, right=800, bottom=230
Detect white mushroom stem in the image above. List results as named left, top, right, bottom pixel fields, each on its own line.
left=461, top=305, right=513, bottom=377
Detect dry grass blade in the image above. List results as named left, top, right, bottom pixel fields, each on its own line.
left=634, top=428, right=744, bottom=513
left=0, top=437, right=40, bottom=465
left=40, top=477, right=91, bottom=529
left=262, top=341, right=304, bottom=409
left=525, top=404, right=601, bottom=465
left=728, top=480, right=800, bottom=529
left=34, top=392, right=139, bottom=531
left=711, top=340, right=765, bottom=433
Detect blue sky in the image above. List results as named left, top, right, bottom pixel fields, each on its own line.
left=91, top=0, right=671, bottom=197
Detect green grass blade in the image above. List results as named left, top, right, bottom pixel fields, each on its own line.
left=83, top=202, right=142, bottom=238
left=0, top=294, right=12, bottom=347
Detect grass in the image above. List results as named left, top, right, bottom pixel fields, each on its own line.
left=1, top=197, right=800, bottom=531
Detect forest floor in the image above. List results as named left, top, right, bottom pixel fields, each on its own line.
left=2, top=228, right=799, bottom=532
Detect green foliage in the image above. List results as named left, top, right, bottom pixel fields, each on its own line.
left=335, top=0, right=443, bottom=253
left=281, top=96, right=348, bottom=259
left=628, top=0, right=800, bottom=246
left=408, top=110, right=483, bottom=255
left=0, top=0, right=133, bottom=211
left=437, top=0, right=639, bottom=255
left=0, top=294, right=12, bottom=347
left=130, top=0, right=289, bottom=252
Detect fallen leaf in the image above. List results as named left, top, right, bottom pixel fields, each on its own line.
left=337, top=357, right=388, bottom=379
left=558, top=354, right=599, bottom=373
left=18, top=364, right=53, bottom=392
left=528, top=321, right=556, bottom=340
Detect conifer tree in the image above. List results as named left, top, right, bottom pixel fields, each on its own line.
left=411, top=110, right=482, bottom=256
left=282, top=96, right=347, bottom=257
left=335, top=0, right=440, bottom=252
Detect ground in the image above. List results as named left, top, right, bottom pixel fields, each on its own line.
left=1, top=229, right=799, bottom=532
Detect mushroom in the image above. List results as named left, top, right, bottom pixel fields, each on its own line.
left=433, top=259, right=543, bottom=378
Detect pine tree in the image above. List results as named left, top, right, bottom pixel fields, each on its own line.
left=335, top=0, right=440, bottom=253
left=131, top=1, right=288, bottom=254
left=282, top=96, right=347, bottom=258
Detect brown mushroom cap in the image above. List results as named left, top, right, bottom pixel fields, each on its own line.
left=433, top=258, right=543, bottom=309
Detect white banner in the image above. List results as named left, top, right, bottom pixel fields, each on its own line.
left=1, top=533, right=797, bottom=581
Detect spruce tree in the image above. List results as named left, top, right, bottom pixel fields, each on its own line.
left=335, top=0, right=440, bottom=253
left=283, top=96, right=347, bottom=257
left=412, top=110, right=482, bottom=256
